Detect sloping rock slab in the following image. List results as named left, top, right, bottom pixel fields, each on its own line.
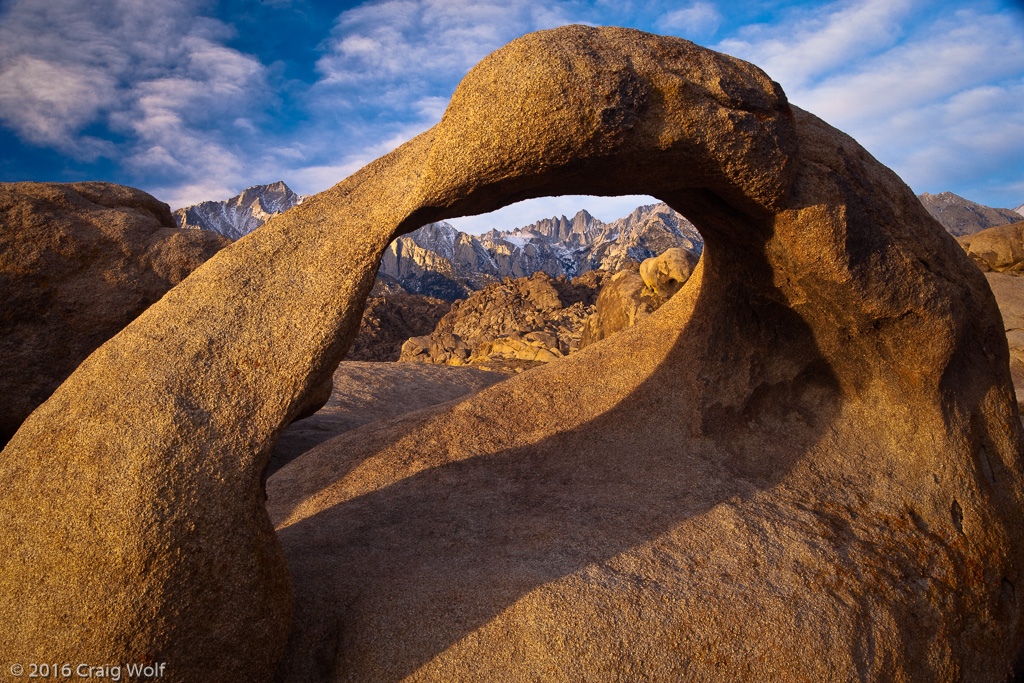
left=269, top=361, right=506, bottom=475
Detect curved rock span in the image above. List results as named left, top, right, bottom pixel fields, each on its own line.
left=3, top=25, right=1023, bottom=682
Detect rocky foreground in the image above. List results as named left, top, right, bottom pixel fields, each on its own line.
left=3, top=25, right=1024, bottom=683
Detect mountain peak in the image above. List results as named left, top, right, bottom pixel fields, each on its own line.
left=172, top=181, right=306, bottom=239
left=918, top=192, right=1021, bottom=237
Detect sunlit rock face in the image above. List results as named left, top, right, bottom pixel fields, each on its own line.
left=0, top=181, right=230, bottom=446
left=3, top=25, right=1023, bottom=683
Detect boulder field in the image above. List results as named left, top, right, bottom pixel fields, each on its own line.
left=3, top=25, right=1024, bottom=682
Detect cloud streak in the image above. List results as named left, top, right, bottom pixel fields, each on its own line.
left=0, top=0, right=271, bottom=206
left=719, top=1, right=1024, bottom=203
left=0, top=0, right=1021, bottom=214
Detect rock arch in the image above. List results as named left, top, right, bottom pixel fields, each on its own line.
left=2, top=25, right=1023, bottom=682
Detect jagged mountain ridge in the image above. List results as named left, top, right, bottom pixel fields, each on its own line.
left=918, top=191, right=1023, bottom=237
left=171, top=182, right=699, bottom=300
left=381, top=203, right=704, bottom=299
left=173, top=181, right=307, bottom=240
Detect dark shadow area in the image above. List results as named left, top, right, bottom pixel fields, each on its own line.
left=272, top=192, right=843, bottom=681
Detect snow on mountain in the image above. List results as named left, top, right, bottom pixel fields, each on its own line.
left=172, top=181, right=307, bottom=240
left=172, top=181, right=704, bottom=301
left=380, top=203, right=703, bottom=300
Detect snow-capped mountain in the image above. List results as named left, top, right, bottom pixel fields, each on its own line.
left=171, top=181, right=704, bottom=301
left=172, top=181, right=306, bottom=239
left=381, top=203, right=703, bottom=300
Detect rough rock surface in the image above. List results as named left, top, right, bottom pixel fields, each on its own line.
left=958, top=221, right=1024, bottom=273
left=985, top=273, right=1024, bottom=409
left=579, top=269, right=665, bottom=348
left=919, top=191, right=1022, bottom=237
left=0, top=181, right=231, bottom=445
left=399, top=269, right=607, bottom=366
left=3, top=26, right=1024, bottom=683
left=269, top=361, right=506, bottom=475
left=640, top=246, right=699, bottom=298
left=347, top=292, right=451, bottom=362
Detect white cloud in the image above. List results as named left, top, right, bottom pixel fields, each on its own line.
left=0, top=0, right=269, bottom=194
left=658, top=2, right=721, bottom=37
left=155, top=180, right=242, bottom=211
left=0, top=54, right=117, bottom=158
left=315, top=0, right=579, bottom=94
left=718, top=0, right=913, bottom=89
left=714, top=1, right=1024, bottom=206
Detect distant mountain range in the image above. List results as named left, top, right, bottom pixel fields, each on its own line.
left=172, top=181, right=307, bottom=240
left=172, top=182, right=1022, bottom=299
left=918, top=191, right=1022, bottom=236
left=172, top=182, right=703, bottom=300
left=379, top=204, right=702, bottom=299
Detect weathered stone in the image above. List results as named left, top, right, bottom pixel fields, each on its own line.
left=0, top=181, right=230, bottom=445
left=639, top=246, right=699, bottom=298
left=269, top=361, right=507, bottom=475
left=579, top=270, right=664, bottom=348
left=958, top=221, right=1024, bottom=273
left=3, top=25, right=1023, bottom=683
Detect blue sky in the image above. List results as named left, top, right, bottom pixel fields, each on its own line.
left=1, top=0, right=1022, bottom=234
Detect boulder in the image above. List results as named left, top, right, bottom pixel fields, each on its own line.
left=958, top=221, right=1024, bottom=273
left=639, top=246, right=699, bottom=298
left=399, top=269, right=608, bottom=367
left=579, top=270, right=663, bottom=347
left=0, top=181, right=230, bottom=445
left=3, top=25, right=1023, bottom=683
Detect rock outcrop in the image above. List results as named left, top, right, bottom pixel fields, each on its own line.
left=579, top=269, right=663, bottom=348
left=639, top=246, right=699, bottom=298
left=0, top=181, right=231, bottom=445
left=347, top=292, right=451, bottom=362
left=579, top=248, right=699, bottom=348
left=399, top=269, right=606, bottom=366
left=958, top=221, right=1024, bottom=273
left=3, top=26, right=1023, bottom=683
left=919, top=191, right=1023, bottom=237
